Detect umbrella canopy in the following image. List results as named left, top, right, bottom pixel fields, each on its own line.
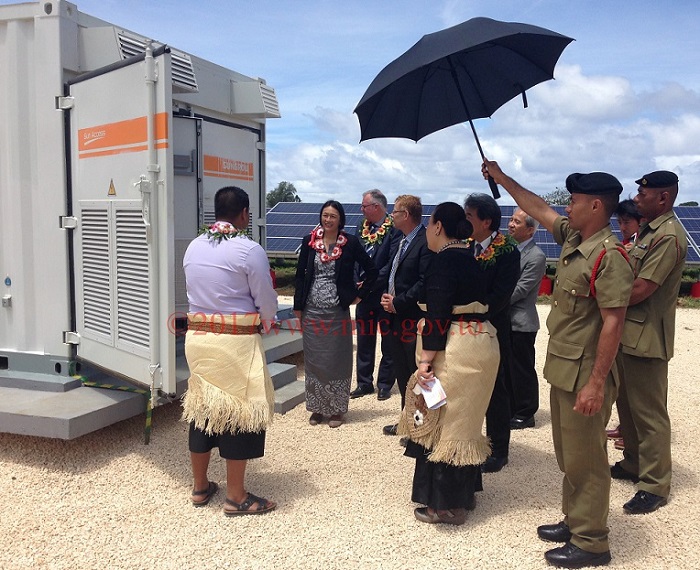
left=354, top=17, right=574, bottom=143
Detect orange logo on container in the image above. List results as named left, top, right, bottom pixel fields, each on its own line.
left=203, top=155, right=254, bottom=181
left=78, top=113, right=169, bottom=159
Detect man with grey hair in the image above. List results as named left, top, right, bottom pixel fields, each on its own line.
left=464, top=193, right=521, bottom=472
left=507, top=208, right=547, bottom=429
left=351, top=189, right=401, bottom=400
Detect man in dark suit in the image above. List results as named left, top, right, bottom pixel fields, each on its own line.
left=350, top=189, right=402, bottom=401
left=380, top=195, right=434, bottom=436
left=507, top=208, right=547, bottom=429
left=464, top=193, right=520, bottom=472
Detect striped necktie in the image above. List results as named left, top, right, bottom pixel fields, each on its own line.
left=388, top=237, right=407, bottom=296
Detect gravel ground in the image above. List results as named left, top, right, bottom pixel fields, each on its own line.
left=1, top=303, right=698, bottom=570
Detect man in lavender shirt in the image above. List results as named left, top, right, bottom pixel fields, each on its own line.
left=182, top=186, right=278, bottom=516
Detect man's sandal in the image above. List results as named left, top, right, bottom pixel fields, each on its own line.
left=224, top=493, right=276, bottom=516
left=191, top=481, right=218, bottom=507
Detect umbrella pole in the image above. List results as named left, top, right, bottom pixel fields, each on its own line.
left=466, top=118, right=500, bottom=198
left=449, top=60, right=500, bottom=199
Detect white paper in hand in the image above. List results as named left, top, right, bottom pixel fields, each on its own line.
left=413, top=377, right=446, bottom=410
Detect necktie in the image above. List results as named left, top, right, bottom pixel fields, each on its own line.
left=388, top=238, right=407, bottom=295
left=474, top=242, right=483, bottom=257
left=365, top=224, right=377, bottom=254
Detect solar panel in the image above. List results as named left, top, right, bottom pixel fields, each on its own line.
left=266, top=203, right=700, bottom=263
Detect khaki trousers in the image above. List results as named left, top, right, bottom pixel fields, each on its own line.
left=616, top=353, right=671, bottom=498
left=550, top=376, right=615, bottom=553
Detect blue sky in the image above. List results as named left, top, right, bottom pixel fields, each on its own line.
left=7, top=0, right=700, bottom=204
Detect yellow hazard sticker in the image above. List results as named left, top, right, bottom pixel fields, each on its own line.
left=108, top=179, right=116, bottom=196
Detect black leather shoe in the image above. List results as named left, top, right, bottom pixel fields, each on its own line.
left=383, top=423, right=398, bottom=436
left=481, top=455, right=508, bottom=473
left=610, top=462, right=639, bottom=483
left=350, top=386, right=374, bottom=399
left=623, top=490, right=667, bottom=514
left=537, top=521, right=572, bottom=543
left=544, top=542, right=611, bottom=569
left=377, top=389, right=391, bottom=401
left=510, top=415, right=535, bottom=429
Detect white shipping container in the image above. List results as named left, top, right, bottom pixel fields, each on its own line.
left=0, top=0, right=281, bottom=436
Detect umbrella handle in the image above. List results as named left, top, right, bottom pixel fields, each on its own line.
left=487, top=176, right=501, bottom=199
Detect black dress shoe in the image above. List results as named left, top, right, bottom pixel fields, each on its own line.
left=537, top=521, right=572, bottom=543
left=350, top=386, right=374, bottom=398
left=377, top=389, right=391, bottom=401
left=623, top=490, right=667, bottom=514
left=383, top=423, right=398, bottom=436
left=481, top=455, right=508, bottom=473
left=610, top=462, right=639, bottom=483
left=510, top=415, right=535, bottom=429
left=544, top=542, right=611, bottom=569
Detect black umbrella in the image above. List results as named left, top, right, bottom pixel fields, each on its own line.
left=354, top=17, right=574, bottom=198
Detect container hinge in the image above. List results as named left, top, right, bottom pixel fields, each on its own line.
left=62, top=331, right=81, bottom=345
left=56, top=96, right=75, bottom=110
left=60, top=216, right=78, bottom=230
left=256, top=141, right=266, bottom=151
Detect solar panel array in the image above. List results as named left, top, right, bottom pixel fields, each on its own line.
left=267, top=202, right=700, bottom=263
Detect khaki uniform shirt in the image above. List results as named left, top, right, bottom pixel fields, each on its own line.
left=543, top=217, right=634, bottom=392
left=621, top=211, right=687, bottom=360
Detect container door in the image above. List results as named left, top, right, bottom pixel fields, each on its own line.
left=68, top=51, right=177, bottom=395
left=200, top=121, right=264, bottom=243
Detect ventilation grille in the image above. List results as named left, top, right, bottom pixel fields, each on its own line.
left=259, top=83, right=281, bottom=117
left=115, top=209, right=150, bottom=350
left=117, top=31, right=199, bottom=93
left=81, top=208, right=112, bottom=339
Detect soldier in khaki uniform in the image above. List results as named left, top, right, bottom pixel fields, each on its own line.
left=611, top=171, right=687, bottom=514
left=482, top=160, right=633, bottom=569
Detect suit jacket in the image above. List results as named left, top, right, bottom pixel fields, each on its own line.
left=467, top=232, right=520, bottom=337
left=354, top=219, right=402, bottom=303
left=510, top=240, right=547, bottom=333
left=390, top=226, right=434, bottom=324
left=294, top=232, right=377, bottom=311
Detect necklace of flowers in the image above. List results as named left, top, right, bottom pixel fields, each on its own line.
left=308, top=225, right=348, bottom=263
left=468, top=231, right=518, bottom=267
left=360, top=216, right=393, bottom=246
left=199, top=221, right=249, bottom=243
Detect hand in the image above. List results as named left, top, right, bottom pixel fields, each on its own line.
left=380, top=293, right=395, bottom=313
left=573, top=380, right=604, bottom=416
left=481, top=158, right=505, bottom=185
left=416, top=362, right=434, bottom=390
left=351, top=296, right=362, bottom=305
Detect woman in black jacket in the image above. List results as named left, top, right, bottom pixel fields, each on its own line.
left=294, top=200, right=377, bottom=428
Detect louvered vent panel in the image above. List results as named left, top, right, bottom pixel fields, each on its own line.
left=115, top=210, right=150, bottom=350
left=81, top=209, right=112, bottom=337
left=204, top=210, right=215, bottom=225
left=117, top=31, right=198, bottom=93
left=259, top=83, right=281, bottom=117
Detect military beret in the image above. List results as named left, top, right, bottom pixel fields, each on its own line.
left=565, top=172, right=623, bottom=195
left=635, top=170, right=678, bottom=188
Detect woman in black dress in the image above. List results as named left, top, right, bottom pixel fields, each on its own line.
left=399, top=202, right=501, bottom=525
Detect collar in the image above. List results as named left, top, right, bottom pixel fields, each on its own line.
left=566, top=225, right=615, bottom=259
left=641, top=210, right=677, bottom=234
left=517, top=237, right=534, bottom=251
left=476, top=230, right=497, bottom=250
left=402, top=224, right=423, bottom=245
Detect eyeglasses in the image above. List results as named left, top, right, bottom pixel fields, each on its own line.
left=360, top=203, right=378, bottom=210
left=392, top=209, right=407, bottom=215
